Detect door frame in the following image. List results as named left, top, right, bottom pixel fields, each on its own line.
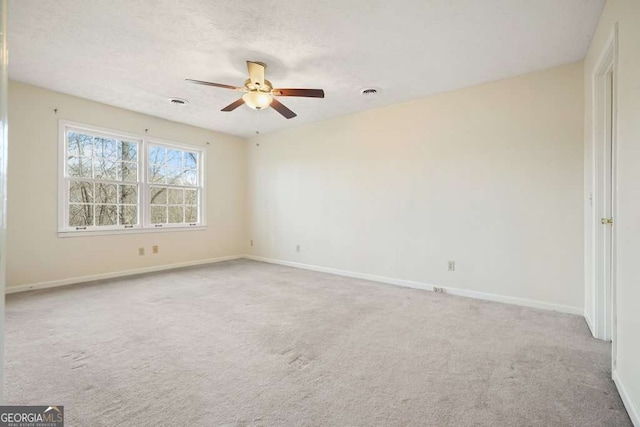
left=0, top=0, right=7, bottom=404
left=589, top=25, right=618, bottom=352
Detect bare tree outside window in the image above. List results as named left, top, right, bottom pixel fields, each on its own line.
left=148, top=144, right=199, bottom=225
left=67, top=131, right=139, bottom=228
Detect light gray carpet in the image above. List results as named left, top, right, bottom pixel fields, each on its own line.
left=5, top=259, right=631, bottom=426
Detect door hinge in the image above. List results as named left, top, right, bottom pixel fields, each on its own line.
left=601, top=218, right=614, bottom=225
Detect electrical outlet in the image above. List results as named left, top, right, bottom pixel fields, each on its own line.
left=250, top=240, right=254, bottom=247
left=448, top=261, right=455, bottom=271
left=152, top=245, right=158, bottom=254
left=296, top=245, right=300, bottom=252
left=138, top=247, right=145, bottom=256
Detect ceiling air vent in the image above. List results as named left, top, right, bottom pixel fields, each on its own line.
left=169, top=97, right=189, bottom=105
left=360, top=88, right=379, bottom=96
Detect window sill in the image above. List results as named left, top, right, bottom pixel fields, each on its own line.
left=57, top=226, right=207, bottom=238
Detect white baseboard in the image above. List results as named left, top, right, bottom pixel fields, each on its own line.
left=244, top=255, right=583, bottom=315
left=584, top=310, right=596, bottom=337
left=613, top=370, right=640, bottom=426
left=6, top=253, right=583, bottom=316
left=245, top=255, right=436, bottom=291
left=5, top=255, right=243, bottom=294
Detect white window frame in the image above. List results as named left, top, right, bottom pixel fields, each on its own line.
left=58, top=120, right=206, bottom=237
left=143, top=139, right=205, bottom=230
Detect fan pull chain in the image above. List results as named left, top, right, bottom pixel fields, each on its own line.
left=255, top=108, right=261, bottom=135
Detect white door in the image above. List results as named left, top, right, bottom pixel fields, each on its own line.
left=590, top=28, right=617, bottom=357
left=603, top=69, right=614, bottom=338
left=603, top=69, right=617, bottom=369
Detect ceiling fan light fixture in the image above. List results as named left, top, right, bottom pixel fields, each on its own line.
left=242, top=91, right=273, bottom=110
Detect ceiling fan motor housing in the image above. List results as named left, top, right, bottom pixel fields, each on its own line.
left=245, top=78, right=273, bottom=93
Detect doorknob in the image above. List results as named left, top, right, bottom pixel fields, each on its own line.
left=601, top=218, right=614, bottom=225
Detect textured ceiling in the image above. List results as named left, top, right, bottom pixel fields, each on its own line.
left=8, top=0, right=604, bottom=137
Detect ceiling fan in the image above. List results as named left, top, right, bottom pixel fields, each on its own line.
left=186, top=61, right=324, bottom=119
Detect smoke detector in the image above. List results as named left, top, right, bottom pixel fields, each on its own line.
left=169, top=97, right=189, bottom=105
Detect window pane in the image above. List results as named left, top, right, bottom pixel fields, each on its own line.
left=167, top=149, right=182, bottom=167
left=165, top=149, right=184, bottom=185
left=94, top=158, right=117, bottom=180
left=149, top=164, right=165, bottom=184
left=150, top=187, right=167, bottom=204
left=68, top=156, right=92, bottom=178
left=94, top=137, right=117, bottom=159
left=150, top=206, right=167, bottom=224
left=149, top=145, right=166, bottom=164
left=69, top=204, right=93, bottom=227
left=119, top=161, right=137, bottom=182
left=119, top=185, right=137, bottom=204
left=168, top=206, right=184, bottom=223
left=184, top=151, right=197, bottom=169
left=165, top=165, right=183, bottom=185
left=69, top=181, right=93, bottom=203
left=119, top=141, right=138, bottom=161
left=67, top=132, right=93, bottom=157
left=167, top=188, right=183, bottom=204
left=185, top=189, right=197, bottom=205
left=185, top=206, right=197, bottom=223
left=95, top=204, right=118, bottom=226
left=119, top=205, right=137, bottom=225
left=183, top=170, right=197, bottom=186
left=95, top=183, right=117, bottom=204
left=167, top=169, right=185, bottom=185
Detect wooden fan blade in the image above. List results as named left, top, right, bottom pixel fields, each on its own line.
left=186, top=79, right=242, bottom=91
left=247, top=61, right=266, bottom=86
left=270, top=98, right=297, bottom=119
left=221, top=98, right=245, bottom=112
left=272, top=88, right=325, bottom=98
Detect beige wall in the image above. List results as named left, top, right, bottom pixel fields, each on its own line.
left=247, top=62, right=585, bottom=312
left=7, top=81, right=246, bottom=288
left=584, top=0, right=640, bottom=421
left=8, top=64, right=588, bottom=309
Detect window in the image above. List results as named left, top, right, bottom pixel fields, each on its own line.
left=147, top=144, right=201, bottom=226
left=65, top=131, right=140, bottom=230
left=59, top=121, right=205, bottom=235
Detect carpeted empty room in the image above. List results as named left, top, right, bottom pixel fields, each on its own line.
left=5, top=260, right=631, bottom=426
left=3, top=0, right=640, bottom=425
